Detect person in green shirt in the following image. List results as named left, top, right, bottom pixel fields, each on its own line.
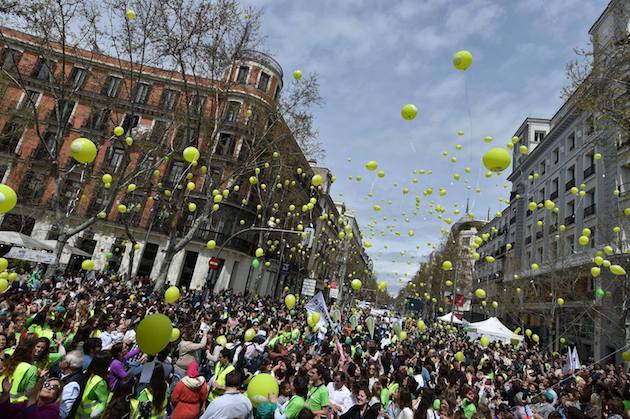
left=461, top=386, right=478, bottom=419
left=307, top=364, right=329, bottom=417
left=270, top=374, right=309, bottom=419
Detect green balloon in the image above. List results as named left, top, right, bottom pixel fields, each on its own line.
left=595, top=288, right=605, bottom=299
left=433, top=399, right=441, bottom=410
left=252, top=258, right=260, bottom=268
left=106, top=252, right=113, bottom=260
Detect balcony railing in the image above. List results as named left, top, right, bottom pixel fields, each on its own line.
left=565, top=214, right=575, bottom=225
left=565, top=179, right=576, bottom=191
left=550, top=191, right=558, bottom=200
left=548, top=224, right=558, bottom=234
left=536, top=231, right=543, bottom=240
left=584, top=204, right=596, bottom=218
left=525, top=236, right=532, bottom=244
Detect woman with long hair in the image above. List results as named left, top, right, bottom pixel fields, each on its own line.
left=102, top=375, right=137, bottom=419
left=0, top=376, right=63, bottom=418
left=76, top=350, right=111, bottom=418
left=132, top=364, right=167, bottom=418
left=1, top=340, right=38, bottom=404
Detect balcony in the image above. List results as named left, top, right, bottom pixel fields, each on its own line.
left=584, top=204, right=596, bottom=218
left=548, top=224, right=558, bottom=234
left=194, top=228, right=255, bottom=255
left=565, top=179, right=575, bottom=191
left=525, top=236, right=532, bottom=244
left=550, top=191, right=558, bottom=200
left=565, top=214, right=575, bottom=225
left=536, top=231, right=543, bottom=240
left=583, top=165, right=595, bottom=179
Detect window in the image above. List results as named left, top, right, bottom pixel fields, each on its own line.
left=50, top=99, right=76, bottom=126
left=103, top=76, right=122, bottom=98
left=584, top=189, right=596, bottom=217
left=121, top=114, right=139, bottom=133
left=69, top=67, right=87, bottom=90
left=584, top=153, right=595, bottom=178
left=537, top=188, right=545, bottom=203
left=178, top=126, right=198, bottom=147
left=257, top=72, right=270, bottom=91
left=33, top=131, right=56, bottom=160
left=567, top=133, right=575, bottom=151
left=19, top=171, right=46, bottom=203
left=19, top=90, right=40, bottom=110
left=586, top=116, right=595, bottom=136
left=534, top=131, right=545, bottom=142
left=225, top=101, right=241, bottom=122
left=565, top=165, right=575, bottom=191
left=0, top=119, right=24, bottom=153
left=215, top=132, right=234, bottom=157
left=160, top=89, right=179, bottom=110
left=539, top=160, right=546, bottom=175
left=589, top=227, right=596, bottom=248
left=274, top=85, right=281, bottom=101
left=107, top=147, right=126, bottom=171
left=1, top=48, right=22, bottom=70
left=236, top=66, right=249, bottom=84
left=83, top=108, right=111, bottom=132
left=565, top=200, right=575, bottom=225
left=550, top=240, right=558, bottom=260
left=150, top=121, right=168, bottom=144
left=536, top=247, right=543, bottom=262
left=551, top=178, right=559, bottom=200
left=33, top=59, right=53, bottom=81
left=189, top=94, right=206, bottom=116
left=566, top=235, right=575, bottom=254
left=166, top=161, right=187, bottom=185
left=553, top=147, right=559, bottom=164
left=132, top=82, right=151, bottom=104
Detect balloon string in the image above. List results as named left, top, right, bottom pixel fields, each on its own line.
left=464, top=72, right=479, bottom=214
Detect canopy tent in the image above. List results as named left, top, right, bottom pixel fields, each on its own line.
left=0, top=231, right=51, bottom=250
left=41, top=240, right=91, bottom=257
left=437, top=312, right=468, bottom=325
left=467, top=317, right=524, bottom=344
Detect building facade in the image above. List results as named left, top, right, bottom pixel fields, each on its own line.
left=473, top=1, right=630, bottom=359
left=0, top=27, right=372, bottom=295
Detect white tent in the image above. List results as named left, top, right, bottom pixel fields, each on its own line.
left=437, top=312, right=468, bottom=325
left=467, top=317, right=523, bottom=344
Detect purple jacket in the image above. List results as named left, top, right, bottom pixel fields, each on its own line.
left=108, top=347, right=142, bottom=390
left=1, top=399, right=60, bottom=419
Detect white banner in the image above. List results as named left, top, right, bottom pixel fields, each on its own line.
left=329, top=288, right=339, bottom=299
left=305, top=291, right=333, bottom=325
left=5, top=247, right=55, bottom=264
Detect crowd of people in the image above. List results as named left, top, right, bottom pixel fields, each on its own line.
left=0, top=271, right=628, bottom=419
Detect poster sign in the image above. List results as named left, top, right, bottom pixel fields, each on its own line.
left=301, top=278, right=316, bottom=296
left=5, top=247, right=55, bottom=264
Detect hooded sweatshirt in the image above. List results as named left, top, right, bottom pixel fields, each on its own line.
left=171, top=376, right=209, bottom=419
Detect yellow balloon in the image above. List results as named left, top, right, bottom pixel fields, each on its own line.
left=183, top=146, right=200, bottom=163
left=244, top=328, right=256, bottom=342
left=136, top=313, right=173, bottom=355
left=284, top=294, right=296, bottom=309
left=113, top=126, right=125, bottom=136
left=0, top=185, right=16, bottom=214
left=164, top=286, right=181, bottom=304
left=0, top=258, right=8, bottom=272
left=81, top=259, right=95, bottom=271
left=351, top=279, right=362, bottom=291
left=311, top=175, right=322, bottom=186
left=532, top=334, right=540, bottom=343
left=0, top=278, right=8, bottom=293
left=293, top=70, right=302, bottom=80
left=482, top=148, right=511, bottom=172
left=610, top=265, right=626, bottom=276
left=480, top=335, right=490, bottom=347
left=216, top=335, right=227, bottom=346
left=557, top=298, right=565, bottom=306
left=401, top=104, right=418, bottom=120
left=70, top=138, right=97, bottom=164
left=365, top=161, right=379, bottom=171
left=474, top=288, right=486, bottom=299
left=452, top=50, right=473, bottom=70
left=247, top=373, right=278, bottom=408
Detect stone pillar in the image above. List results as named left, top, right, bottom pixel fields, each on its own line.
left=167, top=249, right=186, bottom=285
left=190, top=252, right=211, bottom=290
left=93, top=234, right=116, bottom=271
left=30, top=219, right=52, bottom=240
left=214, top=258, right=233, bottom=292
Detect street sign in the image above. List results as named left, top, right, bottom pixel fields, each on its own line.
left=302, top=227, right=315, bottom=249
left=208, top=257, right=223, bottom=270
left=301, top=278, right=316, bottom=296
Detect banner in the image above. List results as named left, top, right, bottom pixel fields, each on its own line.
left=305, top=292, right=333, bottom=325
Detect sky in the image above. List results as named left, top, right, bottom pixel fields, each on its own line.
left=245, top=0, right=610, bottom=294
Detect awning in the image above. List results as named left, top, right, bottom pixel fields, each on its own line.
left=41, top=240, right=91, bottom=257
left=0, top=231, right=51, bottom=250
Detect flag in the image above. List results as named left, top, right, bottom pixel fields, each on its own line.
left=366, top=316, right=375, bottom=339
left=572, top=347, right=581, bottom=370
left=305, top=292, right=333, bottom=325
left=562, top=348, right=574, bottom=375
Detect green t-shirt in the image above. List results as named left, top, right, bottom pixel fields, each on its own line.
left=307, top=384, right=329, bottom=412
left=285, top=395, right=306, bottom=419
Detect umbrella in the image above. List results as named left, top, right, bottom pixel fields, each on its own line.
left=41, top=240, right=91, bottom=257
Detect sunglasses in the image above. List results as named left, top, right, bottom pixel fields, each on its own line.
left=43, top=381, right=60, bottom=390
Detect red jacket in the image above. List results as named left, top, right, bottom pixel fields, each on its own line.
left=171, top=376, right=209, bottom=419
